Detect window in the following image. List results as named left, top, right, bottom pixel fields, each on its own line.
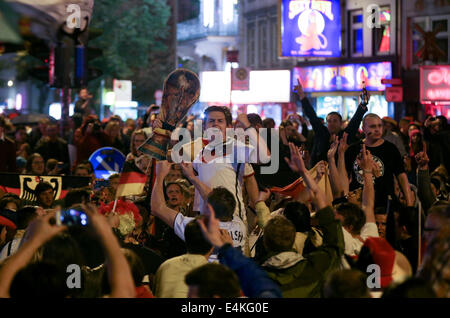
left=259, top=20, right=268, bottom=66
left=350, top=10, right=363, bottom=56
left=373, top=6, right=391, bottom=55
left=270, top=18, right=278, bottom=65
left=412, top=15, right=450, bottom=64
left=247, top=22, right=256, bottom=67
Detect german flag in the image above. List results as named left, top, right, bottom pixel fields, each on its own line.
left=116, top=161, right=149, bottom=197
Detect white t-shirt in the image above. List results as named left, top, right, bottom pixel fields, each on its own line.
left=343, top=222, right=379, bottom=257
left=191, top=137, right=255, bottom=222
left=173, top=213, right=247, bottom=262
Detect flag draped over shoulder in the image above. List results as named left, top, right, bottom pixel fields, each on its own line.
left=116, top=161, right=149, bottom=198
left=270, top=162, right=333, bottom=203
left=0, top=173, right=91, bottom=201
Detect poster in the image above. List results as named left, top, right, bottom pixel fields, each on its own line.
left=280, top=0, right=341, bottom=57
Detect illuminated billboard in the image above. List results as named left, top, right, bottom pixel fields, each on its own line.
left=292, top=61, right=392, bottom=92
left=280, top=0, right=341, bottom=57
left=420, top=65, right=450, bottom=104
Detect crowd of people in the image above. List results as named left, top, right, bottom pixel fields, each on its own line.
left=0, top=84, right=448, bottom=299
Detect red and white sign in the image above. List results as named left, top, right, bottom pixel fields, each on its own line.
left=385, top=87, right=403, bottom=102
left=231, top=67, right=250, bottom=91
left=381, top=78, right=402, bottom=85
left=113, top=79, right=132, bottom=102
left=420, top=65, right=450, bottom=104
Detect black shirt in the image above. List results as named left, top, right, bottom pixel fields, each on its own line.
left=345, top=140, right=405, bottom=208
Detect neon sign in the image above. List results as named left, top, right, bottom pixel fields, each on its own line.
left=292, top=62, right=392, bottom=92
left=280, top=0, right=341, bottom=57
left=420, top=65, right=450, bottom=103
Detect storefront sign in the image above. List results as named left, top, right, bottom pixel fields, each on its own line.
left=292, top=61, right=392, bottom=92
left=231, top=67, right=250, bottom=91
left=420, top=65, right=450, bottom=104
left=280, top=0, right=341, bottom=57
left=385, top=87, right=403, bottom=102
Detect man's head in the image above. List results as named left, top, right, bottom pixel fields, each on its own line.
left=73, top=164, right=92, bottom=177
left=185, top=220, right=213, bottom=256
left=246, top=113, right=263, bottom=131
left=362, top=114, right=383, bottom=142
left=323, top=269, right=371, bottom=298
left=64, top=188, right=91, bottom=208
left=108, top=174, right=120, bottom=194
left=428, top=116, right=441, bottom=134
left=46, top=123, right=59, bottom=141
left=262, top=118, right=276, bottom=129
left=15, top=126, right=28, bottom=143
left=204, top=106, right=232, bottom=141
left=382, top=117, right=397, bottom=134
left=334, top=203, right=366, bottom=236
left=283, top=201, right=311, bottom=233
left=375, top=208, right=387, bottom=238
left=165, top=182, right=185, bottom=209
left=35, top=181, right=55, bottom=209
left=186, top=263, right=241, bottom=298
left=280, top=120, right=297, bottom=139
left=206, top=187, right=236, bottom=222
left=263, top=216, right=296, bottom=254
left=399, top=118, right=410, bottom=135
left=326, top=112, right=342, bottom=135
left=423, top=203, right=450, bottom=246
left=79, top=88, right=89, bottom=100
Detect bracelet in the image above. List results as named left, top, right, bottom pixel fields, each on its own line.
left=363, top=169, right=372, bottom=174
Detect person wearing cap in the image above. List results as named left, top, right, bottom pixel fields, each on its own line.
left=355, top=237, right=413, bottom=297
left=382, top=116, right=407, bottom=158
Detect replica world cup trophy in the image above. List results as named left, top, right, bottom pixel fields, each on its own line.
left=138, top=68, right=200, bottom=160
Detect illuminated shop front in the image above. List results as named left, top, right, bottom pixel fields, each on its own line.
left=420, top=65, right=450, bottom=119
left=197, top=70, right=292, bottom=126
left=292, top=61, right=395, bottom=120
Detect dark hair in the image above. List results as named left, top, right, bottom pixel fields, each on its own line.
left=10, top=262, right=75, bottom=298
left=247, top=113, right=263, bottom=127
left=206, top=187, right=236, bottom=221
left=74, top=163, right=92, bottom=175
left=262, top=118, right=275, bottom=128
left=263, top=216, right=296, bottom=254
left=25, top=153, right=43, bottom=174
left=16, top=206, right=39, bottom=229
left=40, top=233, right=86, bottom=269
left=122, top=248, right=146, bottom=287
left=323, top=269, right=370, bottom=298
left=64, top=188, right=92, bottom=208
left=335, top=203, right=366, bottom=235
left=0, top=196, right=21, bottom=211
left=0, top=116, right=6, bottom=128
left=34, top=181, right=54, bottom=197
left=283, top=201, right=311, bottom=233
left=375, top=207, right=387, bottom=215
left=382, top=277, right=436, bottom=298
left=185, top=219, right=212, bottom=255
left=280, top=120, right=293, bottom=128
left=326, top=112, right=342, bottom=122
left=185, top=263, right=241, bottom=297
left=204, top=106, right=232, bottom=126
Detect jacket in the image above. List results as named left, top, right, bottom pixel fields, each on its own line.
left=218, top=244, right=282, bottom=298
left=261, top=206, right=345, bottom=298
left=300, top=97, right=367, bottom=166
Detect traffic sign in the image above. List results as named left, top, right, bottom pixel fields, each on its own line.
left=88, top=147, right=125, bottom=180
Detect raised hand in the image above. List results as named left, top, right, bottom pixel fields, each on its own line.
left=315, top=160, right=327, bottom=182
left=285, top=142, right=307, bottom=174
left=356, top=144, right=374, bottom=172
left=156, top=160, right=172, bottom=178
left=294, top=79, right=306, bottom=100
left=257, top=188, right=272, bottom=203
left=197, top=204, right=226, bottom=248
left=180, top=162, right=196, bottom=179
left=236, top=113, right=251, bottom=129
left=338, top=132, right=349, bottom=155
left=327, top=135, right=339, bottom=160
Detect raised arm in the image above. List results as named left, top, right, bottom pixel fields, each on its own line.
left=285, top=142, right=330, bottom=210
left=337, top=133, right=350, bottom=195
left=415, top=148, right=435, bottom=213
left=0, top=213, right=66, bottom=298
left=344, top=103, right=368, bottom=144
left=151, top=161, right=180, bottom=228
left=181, top=162, right=212, bottom=201
left=236, top=113, right=271, bottom=164
left=294, top=79, right=326, bottom=133
left=357, top=144, right=375, bottom=224
left=327, top=135, right=345, bottom=199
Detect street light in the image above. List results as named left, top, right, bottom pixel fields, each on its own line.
left=7, top=80, right=13, bottom=87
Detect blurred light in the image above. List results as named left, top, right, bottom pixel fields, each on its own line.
left=105, top=92, right=116, bottom=105
left=15, top=94, right=22, bottom=110
left=114, top=100, right=138, bottom=108
left=223, top=0, right=234, bottom=24
left=203, top=0, right=214, bottom=28
left=247, top=104, right=258, bottom=114
left=81, top=219, right=87, bottom=226
left=49, top=103, right=74, bottom=120
left=7, top=98, right=13, bottom=109
left=7, top=80, right=13, bottom=87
